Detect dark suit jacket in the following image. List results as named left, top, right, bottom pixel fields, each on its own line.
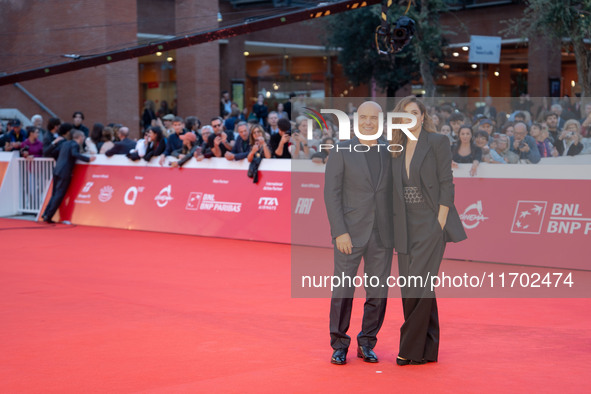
left=54, top=140, right=90, bottom=178
left=43, top=138, right=67, bottom=159
left=392, top=131, right=466, bottom=254
left=105, top=138, right=136, bottom=157
left=324, top=137, right=394, bottom=248
left=555, top=139, right=583, bottom=156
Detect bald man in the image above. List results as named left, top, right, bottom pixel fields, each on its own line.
left=105, top=126, right=136, bottom=157
left=324, top=101, right=394, bottom=365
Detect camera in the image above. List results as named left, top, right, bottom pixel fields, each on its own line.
left=518, top=140, right=526, bottom=149
left=391, top=16, right=415, bottom=52
left=566, top=131, right=575, bottom=138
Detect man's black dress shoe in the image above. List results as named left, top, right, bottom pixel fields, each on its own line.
left=331, top=349, right=347, bottom=365
left=396, top=356, right=426, bottom=366
left=42, top=216, right=55, bottom=224
left=357, top=346, right=378, bottom=363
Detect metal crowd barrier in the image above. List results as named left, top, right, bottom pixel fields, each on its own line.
left=17, top=158, right=54, bottom=214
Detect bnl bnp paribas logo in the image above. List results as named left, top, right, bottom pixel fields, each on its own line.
left=302, top=107, right=418, bottom=152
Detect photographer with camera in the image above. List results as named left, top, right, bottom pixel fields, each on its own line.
left=270, top=118, right=292, bottom=159
left=509, top=122, right=541, bottom=164
left=555, top=120, right=583, bottom=157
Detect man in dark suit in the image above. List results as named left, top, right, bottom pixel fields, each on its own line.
left=42, top=130, right=95, bottom=223
left=105, top=126, right=136, bottom=157
left=43, top=122, right=72, bottom=159
left=324, top=101, right=393, bottom=365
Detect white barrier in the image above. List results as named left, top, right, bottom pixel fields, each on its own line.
left=16, top=158, right=55, bottom=214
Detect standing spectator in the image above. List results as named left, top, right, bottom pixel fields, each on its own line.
left=72, top=111, right=89, bottom=137
left=448, top=112, right=464, bottom=142
left=185, top=116, right=203, bottom=145
left=431, top=113, right=441, bottom=131
left=156, top=100, right=169, bottom=119
left=99, top=127, right=115, bottom=154
left=310, top=137, right=334, bottom=164
left=492, top=134, right=519, bottom=164
left=42, top=130, right=95, bottom=223
left=266, top=111, right=280, bottom=135
left=290, top=125, right=310, bottom=159
left=530, top=123, right=556, bottom=158
left=475, top=96, right=497, bottom=120
left=510, top=122, right=541, bottom=163
left=220, top=90, right=232, bottom=117
left=224, top=108, right=241, bottom=134
left=501, top=121, right=515, bottom=137
left=44, top=123, right=72, bottom=159
left=451, top=125, right=481, bottom=176
left=284, top=92, right=295, bottom=120
left=276, top=103, right=289, bottom=120
left=105, top=127, right=135, bottom=156
left=252, top=94, right=269, bottom=127
left=21, top=127, right=43, bottom=158
left=143, top=126, right=166, bottom=162
left=247, top=124, right=272, bottom=162
left=31, top=114, right=47, bottom=144
left=142, top=100, right=156, bottom=131
left=161, top=114, right=175, bottom=136
left=439, top=124, right=454, bottom=145
left=477, top=118, right=495, bottom=136
left=170, top=132, right=199, bottom=168
left=160, top=116, right=185, bottom=164
left=203, top=118, right=232, bottom=158
left=4, top=119, right=27, bottom=151
left=270, top=118, right=291, bottom=159
left=551, top=104, right=566, bottom=130
left=544, top=112, right=560, bottom=143
left=85, top=123, right=104, bottom=154
left=43, top=117, right=62, bottom=151
left=555, top=120, right=583, bottom=156
left=225, top=121, right=250, bottom=161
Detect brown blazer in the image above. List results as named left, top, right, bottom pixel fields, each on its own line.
left=392, top=130, right=467, bottom=254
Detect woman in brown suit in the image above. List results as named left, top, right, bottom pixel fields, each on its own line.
left=390, top=97, right=467, bottom=365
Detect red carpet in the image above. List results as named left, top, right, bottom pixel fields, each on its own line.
left=1, top=218, right=590, bottom=392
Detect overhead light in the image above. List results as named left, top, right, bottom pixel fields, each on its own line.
left=243, top=51, right=249, bottom=56
left=452, top=52, right=459, bottom=57
left=273, top=83, right=279, bottom=90
left=156, top=52, right=162, bottom=56
left=284, top=55, right=289, bottom=59
left=442, top=75, right=448, bottom=79
left=265, top=91, right=271, bottom=98
left=471, top=64, right=478, bottom=69
left=438, top=62, right=445, bottom=67
left=167, top=56, right=174, bottom=62
left=571, top=80, right=576, bottom=87
left=494, top=71, right=500, bottom=77
left=462, top=46, right=469, bottom=51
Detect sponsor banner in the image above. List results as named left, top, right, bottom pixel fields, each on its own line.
left=51, top=158, right=589, bottom=270
left=54, top=164, right=291, bottom=243
left=291, top=173, right=590, bottom=270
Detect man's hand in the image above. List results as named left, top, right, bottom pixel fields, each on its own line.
left=520, top=142, right=530, bottom=153
left=89, top=156, right=97, bottom=162
left=170, top=161, right=179, bottom=168
left=214, top=136, right=222, bottom=146
left=335, top=233, right=353, bottom=255
left=280, top=134, right=290, bottom=145
left=224, top=152, right=235, bottom=161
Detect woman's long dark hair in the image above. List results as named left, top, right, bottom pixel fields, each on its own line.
left=451, top=125, right=475, bottom=156
left=90, top=123, right=104, bottom=144
left=389, top=96, right=436, bottom=158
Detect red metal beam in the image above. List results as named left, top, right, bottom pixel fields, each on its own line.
left=0, top=0, right=381, bottom=86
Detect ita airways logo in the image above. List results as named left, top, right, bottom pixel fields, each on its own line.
left=294, top=198, right=314, bottom=215
left=185, top=192, right=203, bottom=211
left=511, top=201, right=547, bottom=234
left=258, top=197, right=279, bottom=211
left=155, top=185, right=174, bottom=208
left=459, top=201, right=488, bottom=229
left=98, top=185, right=114, bottom=203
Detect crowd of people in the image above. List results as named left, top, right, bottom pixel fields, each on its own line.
left=1, top=94, right=590, bottom=176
